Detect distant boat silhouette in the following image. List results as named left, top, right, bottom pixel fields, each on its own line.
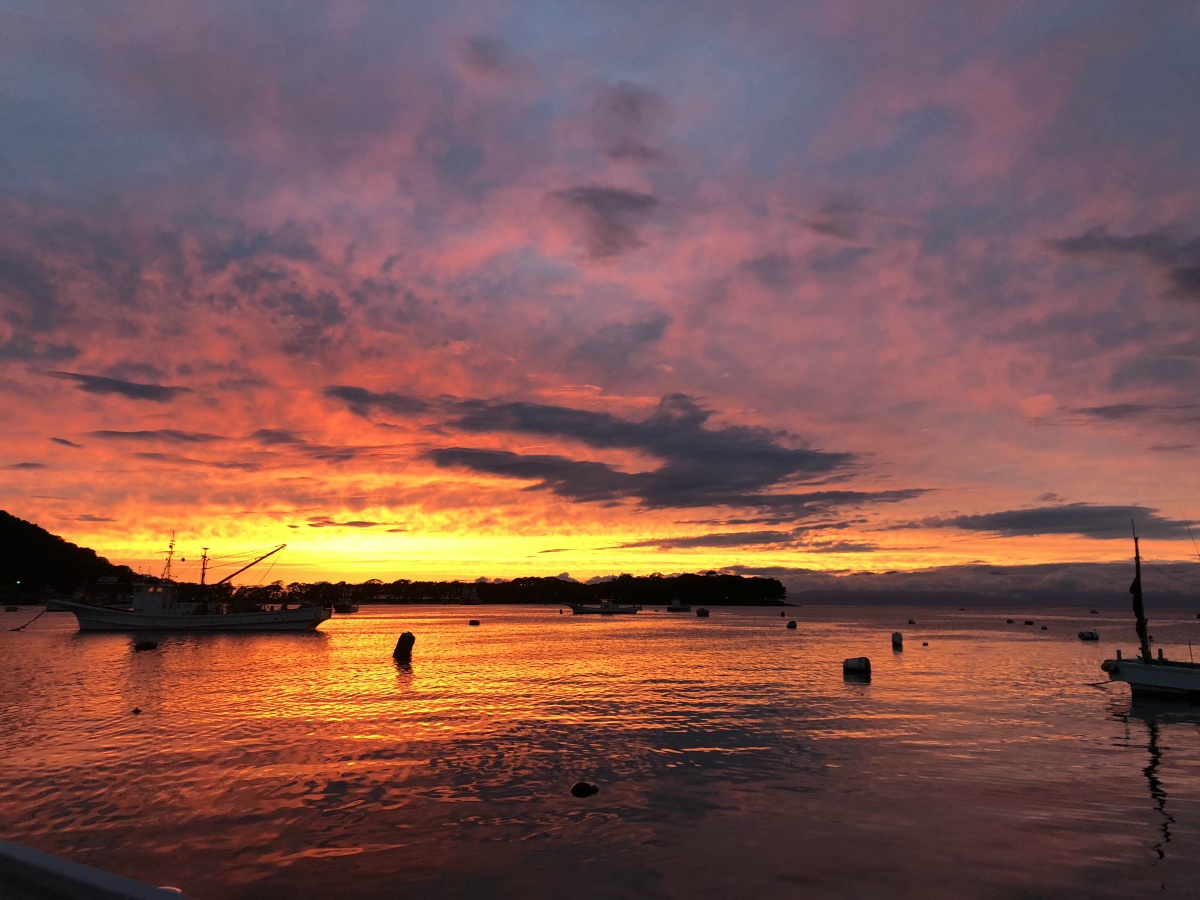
left=566, top=600, right=640, bottom=615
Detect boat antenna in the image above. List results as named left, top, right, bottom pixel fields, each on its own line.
left=1131, top=520, right=1153, bottom=663
left=200, top=548, right=209, bottom=586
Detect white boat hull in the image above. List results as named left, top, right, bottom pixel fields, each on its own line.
left=1102, top=656, right=1200, bottom=701
left=58, top=600, right=330, bottom=632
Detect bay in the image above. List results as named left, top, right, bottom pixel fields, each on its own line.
left=3, top=605, right=1199, bottom=898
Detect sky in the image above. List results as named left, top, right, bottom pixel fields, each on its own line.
left=3, top=1, right=1200, bottom=589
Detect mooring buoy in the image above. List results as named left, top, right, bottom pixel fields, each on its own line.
left=570, top=782, right=599, bottom=798
left=392, top=632, right=415, bottom=662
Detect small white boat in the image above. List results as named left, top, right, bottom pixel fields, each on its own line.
left=665, top=601, right=691, bottom=612
left=1101, top=526, right=1200, bottom=701
left=566, top=600, right=641, bottom=615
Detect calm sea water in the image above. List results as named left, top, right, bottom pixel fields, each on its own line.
left=3, top=604, right=1200, bottom=899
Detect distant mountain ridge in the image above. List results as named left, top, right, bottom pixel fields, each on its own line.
left=0, top=510, right=134, bottom=594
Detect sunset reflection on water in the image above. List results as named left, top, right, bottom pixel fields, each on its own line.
left=4, top=605, right=1200, bottom=898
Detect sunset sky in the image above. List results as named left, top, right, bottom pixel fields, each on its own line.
left=3, top=1, right=1200, bottom=587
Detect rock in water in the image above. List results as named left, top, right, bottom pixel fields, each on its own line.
left=570, top=782, right=599, bottom=798
left=393, top=632, right=416, bottom=662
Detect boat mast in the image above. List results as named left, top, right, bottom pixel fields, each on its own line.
left=1131, top=521, right=1153, bottom=663
left=200, top=548, right=209, bottom=586
left=161, top=533, right=176, bottom=582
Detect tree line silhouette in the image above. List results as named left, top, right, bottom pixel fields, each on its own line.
left=178, top=571, right=787, bottom=607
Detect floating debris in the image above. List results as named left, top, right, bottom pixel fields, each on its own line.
left=131, top=707, right=141, bottom=715
left=570, top=782, right=599, bottom=798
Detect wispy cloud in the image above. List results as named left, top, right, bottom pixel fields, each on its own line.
left=49, top=372, right=191, bottom=402
left=551, top=185, right=660, bottom=259
left=1048, top=227, right=1200, bottom=300
left=323, top=386, right=429, bottom=419
left=89, top=429, right=224, bottom=443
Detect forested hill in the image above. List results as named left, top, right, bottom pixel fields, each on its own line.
left=0, top=511, right=134, bottom=594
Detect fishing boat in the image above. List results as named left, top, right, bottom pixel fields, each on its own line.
left=1101, top=526, right=1200, bottom=701
left=333, top=601, right=360, bottom=614
left=566, top=600, right=641, bottom=615
left=665, top=600, right=691, bottom=612
left=57, top=539, right=330, bottom=632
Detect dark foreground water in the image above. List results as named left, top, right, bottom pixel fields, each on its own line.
left=3, top=604, right=1200, bottom=899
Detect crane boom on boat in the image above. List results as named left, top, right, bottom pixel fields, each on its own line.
left=200, top=544, right=287, bottom=586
